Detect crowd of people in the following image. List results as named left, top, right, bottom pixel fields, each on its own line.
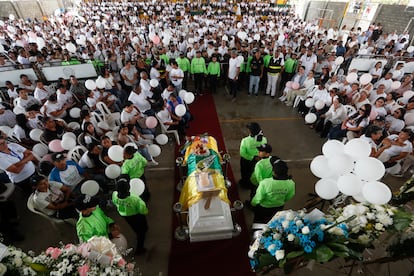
left=0, top=0, right=413, bottom=255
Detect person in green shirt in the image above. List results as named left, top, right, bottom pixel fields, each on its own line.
left=75, top=194, right=118, bottom=242
left=249, top=144, right=280, bottom=202
left=239, top=122, right=267, bottom=189
left=207, top=54, right=221, bottom=94
left=122, top=146, right=150, bottom=202
left=176, top=52, right=191, bottom=90
left=280, top=52, right=298, bottom=90
left=251, top=159, right=295, bottom=223
left=112, top=177, right=148, bottom=255
left=190, top=50, right=207, bottom=95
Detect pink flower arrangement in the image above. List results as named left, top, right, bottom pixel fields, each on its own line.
left=78, top=264, right=90, bottom=276
left=117, top=258, right=126, bottom=267
left=45, top=247, right=62, bottom=259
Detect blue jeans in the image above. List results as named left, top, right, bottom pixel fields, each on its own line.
left=249, top=75, right=260, bottom=95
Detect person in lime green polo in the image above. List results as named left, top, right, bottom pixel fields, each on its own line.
left=207, top=54, right=221, bottom=94
left=250, top=144, right=279, bottom=201
left=239, top=122, right=267, bottom=189
left=112, top=177, right=148, bottom=255
left=176, top=52, right=191, bottom=89
left=251, top=159, right=295, bottom=223
left=75, top=194, right=116, bottom=242
left=121, top=146, right=150, bottom=202
left=190, top=50, right=207, bottom=95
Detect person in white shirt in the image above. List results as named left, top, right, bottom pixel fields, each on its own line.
left=0, top=138, right=36, bottom=195
left=374, top=72, right=393, bottom=93
left=169, top=61, right=184, bottom=91
left=56, top=84, right=75, bottom=107
left=5, top=81, right=18, bottom=106
left=228, top=50, right=242, bottom=102
left=299, top=48, right=317, bottom=75
left=378, top=129, right=413, bottom=168
left=388, top=62, right=405, bottom=81
left=385, top=108, right=406, bottom=134
left=15, top=89, right=39, bottom=111
left=139, top=72, right=152, bottom=97
left=128, top=85, right=152, bottom=115
left=34, top=80, right=52, bottom=104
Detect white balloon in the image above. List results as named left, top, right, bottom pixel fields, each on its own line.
left=354, top=157, right=385, bottom=181
left=407, top=46, right=414, bottom=53
left=150, top=79, right=159, bottom=88
left=69, top=107, right=81, bottom=118
left=81, top=180, right=100, bottom=196
left=155, top=134, right=168, bottom=145
left=405, top=113, right=414, bottom=126
left=305, top=113, right=317, bottom=124
left=65, top=42, right=77, bottom=53
left=322, top=140, right=344, bottom=158
left=29, top=129, right=43, bottom=142
left=61, top=137, right=76, bottom=150
left=305, top=98, right=314, bottom=108
left=130, top=178, right=145, bottom=196
left=346, top=72, right=358, bottom=83
left=105, top=164, right=121, bottom=179
left=328, top=154, right=354, bottom=175
left=85, top=79, right=97, bottom=90
left=391, top=81, right=401, bottom=90
left=403, top=90, right=414, bottom=100
left=310, top=155, right=331, bottom=178
left=314, top=100, right=325, bottom=110
left=362, top=181, right=392, bottom=205
left=335, top=56, right=344, bottom=65
left=175, top=104, right=186, bottom=117
left=344, top=138, right=371, bottom=160
left=62, top=132, right=76, bottom=141
left=184, top=92, right=195, bottom=104
left=96, top=77, right=107, bottom=89
left=33, top=143, right=48, bottom=157
left=148, top=144, right=161, bottom=157
left=359, top=73, right=372, bottom=85
left=352, top=192, right=367, bottom=203
left=315, top=178, right=339, bottom=200
left=108, top=145, right=124, bottom=162
left=178, top=89, right=187, bottom=99
left=67, top=122, right=80, bottom=130
left=337, top=173, right=362, bottom=196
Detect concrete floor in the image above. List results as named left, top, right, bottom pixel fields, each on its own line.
left=7, top=82, right=413, bottom=276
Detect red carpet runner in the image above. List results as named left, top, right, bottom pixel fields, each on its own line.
left=168, top=94, right=255, bottom=276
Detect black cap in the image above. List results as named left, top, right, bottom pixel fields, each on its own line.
left=74, top=194, right=100, bottom=211
left=375, top=115, right=385, bottom=122
left=257, top=144, right=272, bottom=153
left=179, top=51, right=185, bottom=56
left=52, top=152, right=66, bottom=162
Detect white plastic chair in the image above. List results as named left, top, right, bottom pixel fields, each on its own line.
left=96, top=102, right=121, bottom=128
left=67, top=145, right=87, bottom=163
left=155, top=114, right=180, bottom=145
left=27, top=193, right=76, bottom=231
left=0, top=183, right=15, bottom=202
left=293, top=85, right=317, bottom=108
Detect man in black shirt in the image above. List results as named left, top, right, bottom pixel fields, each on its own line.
left=248, top=49, right=264, bottom=96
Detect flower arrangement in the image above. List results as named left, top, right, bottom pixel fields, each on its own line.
left=0, top=245, right=35, bottom=276
left=248, top=209, right=359, bottom=274
left=329, top=203, right=396, bottom=246
left=0, top=237, right=137, bottom=276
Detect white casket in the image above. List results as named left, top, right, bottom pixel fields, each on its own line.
left=188, top=197, right=234, bottom=242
